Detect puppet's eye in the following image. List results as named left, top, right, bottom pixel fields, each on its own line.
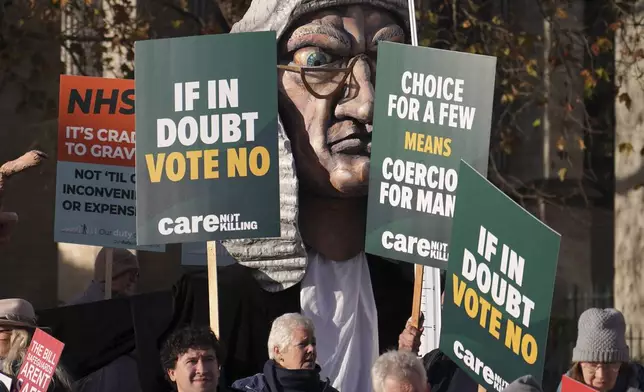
left=294, top=48, right=333, bottom=67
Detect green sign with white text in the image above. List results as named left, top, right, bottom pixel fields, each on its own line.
left=365, top=42, right=496, bottom=268
left=134, top=32, right=280, bottom=245
left=440, top=160, right=560, bottom=391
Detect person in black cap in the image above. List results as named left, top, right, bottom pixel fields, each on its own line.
left=398, top=271, right=478, bottom=392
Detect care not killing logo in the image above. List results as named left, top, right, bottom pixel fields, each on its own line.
left=158, top=213, right=258, bottom=236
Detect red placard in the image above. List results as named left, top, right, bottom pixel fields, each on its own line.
left=15, top=329, right=64, bottom=392
left=561, top=375, right=596, bottom=392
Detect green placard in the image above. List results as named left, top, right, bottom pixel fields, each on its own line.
left=365, top=42, right=497, bottom=268
left=439, top=160, right=560, bottom=391
left=134, top=32, right=280, bottom=245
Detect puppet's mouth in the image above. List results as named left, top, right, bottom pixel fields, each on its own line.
left=327, top=121, right=371, bottom=155
left=330, top=137, right=370, bottom=155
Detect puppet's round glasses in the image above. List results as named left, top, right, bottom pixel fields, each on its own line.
left=277, top=54, right=367, bottom=100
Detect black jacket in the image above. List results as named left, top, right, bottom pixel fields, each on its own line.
left=422, top=349, right=477, bottom=392
left=231, top=361, right=338, bottom=392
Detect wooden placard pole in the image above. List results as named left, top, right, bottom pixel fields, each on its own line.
left=206, top=241, right=220, bottom=338
left=407, top=0, right=422, bottom=333
left=411, top=264, right=424, bottom=328
left=104, top=248, right=113, bottom=300
left=478, top=385, right=486, bottom=392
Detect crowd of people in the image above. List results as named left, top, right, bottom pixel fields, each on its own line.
left=0, top=297, right=642, bottom=392
left=0, top=0, right=641, bottom=389
left=0, top=250, right=641, bottom=392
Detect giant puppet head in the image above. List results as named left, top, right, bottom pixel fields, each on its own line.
left=221, top=0, right=410, bottom=292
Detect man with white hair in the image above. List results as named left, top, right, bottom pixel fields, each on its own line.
left=232, top=313, right=338, bottom=392
left=372, top=351, right=430, bottom=392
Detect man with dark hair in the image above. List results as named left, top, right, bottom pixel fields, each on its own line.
left=160, top=325, right=228, bottom=392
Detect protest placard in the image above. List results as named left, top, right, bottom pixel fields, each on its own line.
left=439, top=160, right=560, bottom=391
left=134, top=32, right=280, bottom=245
left=561, top=375, right=596, bottom=392
left=16, top=329, right=64, bottom=392
left=54, top=75, right=163, bottom=251
left=365, top=42, right=496, bottom=268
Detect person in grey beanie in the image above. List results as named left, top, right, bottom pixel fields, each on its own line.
left=503, top=375, right=543, bottom=392
left=556, top=308, right=644, bottom=392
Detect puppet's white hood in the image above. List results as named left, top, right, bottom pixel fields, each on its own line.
left=230, top=0, right=409, bottom=40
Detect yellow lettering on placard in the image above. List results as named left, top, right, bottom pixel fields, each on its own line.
left=166, top=152, right=186, bottom=182
left=204, top=149, right=219, bottom=179
left=453, top=274, right=507, bottom=345
left=489, top=306, right=502, bottom=340
left=452, top=274, right=467, bottom=307
left=145, top=153, right=165, bottom=183
left=143, top=147, right=270, bottom=182
left=464, top=288, right=479, bottom=319
left=227, top=148, right=248, bottom=177
left=404, top=131, right=452, bottom=157
left=186, top=151, right=203, bottom=180
left=505, top=319, right=522, bottom=355
left=249, top=146, right=270, bottom=176
left=504, top=319, right=538, bottom=364
left=227, top=147, right=271, bottom=178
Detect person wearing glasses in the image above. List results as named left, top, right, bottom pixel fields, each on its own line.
left=222, top=2, right=413, bottom=392
left=556, top=308, right=644, bottom=392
